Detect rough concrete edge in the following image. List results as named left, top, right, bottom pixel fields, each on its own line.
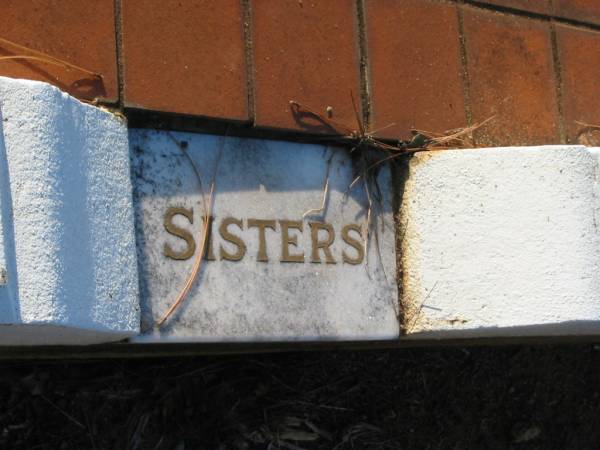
left=3, top=332, right=600, bottom=360
left=397, top=144, right=600, bottom=339
left=402, top=320, right=600, bottom=340
left=0, top=323, right=133, bottom=346
left=0, top=105, right=15, bottom=325
left=0, top=75, right=139, bottom=339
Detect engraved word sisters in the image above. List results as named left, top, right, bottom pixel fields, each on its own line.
left=163, top=207, right=365, bottom=265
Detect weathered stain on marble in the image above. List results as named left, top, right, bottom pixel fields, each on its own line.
left=130, top=130, right=399, bottom=342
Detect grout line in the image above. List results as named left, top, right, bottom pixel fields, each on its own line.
left=461, top=0, right=600, bottom=32
left=550, top=21, right=567, bottom=144
left=457, top=4, right=473, bottom=129
left=355, top=0, right=372, bottom=131
left=241, top=0, right=256, bottom=125
left=463, top=0, right=551, bottom=20
left=114, top=0, right=125, bottom=111
left=119, top=0, right=600, bottom=143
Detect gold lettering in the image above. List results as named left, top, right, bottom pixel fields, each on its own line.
left=309, top=222, right=336, bottom=264
left=163, top=207, right=195, bottom=260
left=247, top=219, right=276, bottom=262
left=204, top=216, right=216, bottom=261
left=219, top=217, right=246, bottom=261
left=165, top=212, right=364, bottom=266
left=341, top=224, right=364, bottom=265
left=280, top=220, right=304, bottom=263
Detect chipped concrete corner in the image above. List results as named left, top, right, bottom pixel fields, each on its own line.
left=398, top=146, right=600, bottom=339
left=0, top=76, right=140, bottom=345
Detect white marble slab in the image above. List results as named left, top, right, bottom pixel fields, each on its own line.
left=130, top=130, right=399, bottom=342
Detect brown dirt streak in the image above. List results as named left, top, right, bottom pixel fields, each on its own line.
left=390, top=156, right=411, bottom=336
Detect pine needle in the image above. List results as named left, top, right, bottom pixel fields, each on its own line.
left=156, top=181, right=214, bottom=328
left=0, top=36, right=101, bottom=78
left=302, top=153, right=332, bottom=219
left=575, top=120, right=600, bottom=129
left=575, top=120, right=600, bottom=146
left=156, top=134, right=225, bottom=328
left=302, top=177, right=329, bottom=219
left=403, top=281, right=438, bottom=334
left=413, top=116, right=495, bottom=150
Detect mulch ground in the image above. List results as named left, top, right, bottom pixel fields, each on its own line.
left=1, top=344, right=599, bottom=449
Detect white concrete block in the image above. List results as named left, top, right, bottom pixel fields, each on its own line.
left=7, top=78, right=600, bottom=347
left=131, top=130, right=399, bottom=342
left=401, top=145, right=600, bottom=338
left=0, top=76, right=139, bottom=345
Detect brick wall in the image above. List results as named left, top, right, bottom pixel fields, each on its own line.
left=1, top=0, right=600, bottom=145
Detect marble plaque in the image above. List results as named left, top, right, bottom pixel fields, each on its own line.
left=131, top=130, right=399, bottom=342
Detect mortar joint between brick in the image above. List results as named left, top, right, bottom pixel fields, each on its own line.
left=355, top=0, right=372, bottom=132
left=549, top=21, right=567, bottom=144
left=114, top=0, right=125, bottom=112
left=242, top=0, right=256, bottom=125
left=457, top=5, right=473, bottom=131
left=463, top=0, right=552, bottom=21
left=460, top=0, right=600, bottom=32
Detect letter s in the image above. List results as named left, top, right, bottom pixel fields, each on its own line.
left=341, top=224, right=365, bottom=265
left=163, top=207, right=196, bottom=260
left=219, top=217, right=246, bottom=261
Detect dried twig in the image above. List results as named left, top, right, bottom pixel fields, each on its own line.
left=166, top=133, right=208, bottom=214
left=403, top=281, right=438, bottom=334
left=302, top=152, right=332, bottom=219
left=0, top=36, right=102, bottom=79
left=156, top=134, right=224, bottom=328
left=363, top=173, right=373, bottom=266
left=302, top=177, right=329, bottom=219
left=575, top=120, right=600, bottom=146
left=414, top=115, right=495, bottom=150
left=156, top=182, right=214, bottom=328
left=40, top=394, right=85, bottom=429
left=575, top=120, right=600, bottom=129
left=290, top=98, right=493, bottom=300
left=346, top=116, right=495, bottom=194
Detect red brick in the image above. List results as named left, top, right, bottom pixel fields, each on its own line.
left=480, top=0, right=552, bottom=15
left=365, top=0, right=465, bottom=140
left=252, top=0, right=362, bottom=134
left=463, top=7, right=560, bottom=146
left=556, top=0, right=600, bottom=26
left=0, top=0, right=117, bottom=102
left=122, top=0, right=248, bottom=120
left=556, top=24, right=600, bottom=143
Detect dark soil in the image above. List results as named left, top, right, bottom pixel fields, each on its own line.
left=1, top=344, right=599, bottom=449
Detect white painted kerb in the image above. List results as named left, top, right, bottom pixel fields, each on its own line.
left=4, top=76, right=600, bottom=346
left=402, top=146, right=600, bottom=338
left=0, top=77, right=139, bottom=345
